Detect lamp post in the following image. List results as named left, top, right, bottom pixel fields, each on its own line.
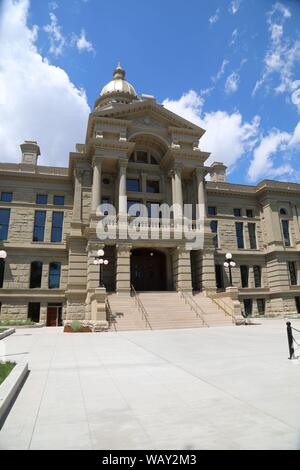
left=0, top=250, right=7, bottom=288
left=223, top=252, right=236, bottom=287
left=93, top=249, right=109, bottom=288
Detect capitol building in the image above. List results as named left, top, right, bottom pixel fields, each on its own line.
left=0, top=64, right=299, bottom=329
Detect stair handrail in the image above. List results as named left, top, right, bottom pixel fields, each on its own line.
left=130, top=284, right=152, bottom=330
left=106, top=297, right=117, bottom=331
left=180, top=291, right=209, bottom=327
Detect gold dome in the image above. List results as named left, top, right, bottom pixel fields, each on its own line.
left=100, top=63, right=137, bottom=98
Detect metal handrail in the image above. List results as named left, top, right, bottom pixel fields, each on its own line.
left=130, top=284, right=152, bottom=330
left=180, top=291, right=209, bottom=327
left=106, top=297, right=117, bottom=331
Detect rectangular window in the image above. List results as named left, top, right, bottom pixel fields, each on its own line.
left=136, top=151, right=148, bottom=163
left=147, top=202, right=160, bottom=218
left=295, top=297, right=300, bottom=314
left=240, top=265, right=249, bottom=288
left=36, top=194, right=48, bottom=205
left=288, top=261, right=297, bottom=286
left=33, top=210, right=46, bottom=242
left=126, top=178, right=140, bottom=192
left=243, top=299, right=253, bottom=317
left=30, top=261, right=43, bottom=289
left=28, top=303, right=40, bottom=323
left=1, top=192, right=13, bottom=202
left=248, top=223, right=257, bottom=249
left=208, top=206, right=217, bottom=216
left=53, top=195, right=65, bottom=206
left=253, top=265, right=262, bottom=288
left=0, top=260, right=5, bottom=288
left=0, top=208, right=10, bottom=241
left=51, top=212, right=64, bottom=243
left=49, top=262, right=61, bottom=289
left=246, top=209, right=254, bottom=218
left=215, top=264, right=224, bottom=289
left=234, top=208, right=242, bottom=217
left=282, top=220, right=291, bottom=246
left=146, top=180, right=160, bottom=193
left=257, top=299, right=265, bottom=315
left=210, top=220, right=218, bottom=248
left=235, top=222, right=244, bottom=249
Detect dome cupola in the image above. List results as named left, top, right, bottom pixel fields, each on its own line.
left=94, top=63, right=138, bottom=109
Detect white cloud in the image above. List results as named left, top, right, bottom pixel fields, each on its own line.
left=225, top=72, right=240, bottom=94
left=229, top=28, right=238, bottom=47
left=0, top=0, right=90, bottom=166
left=211, top=59, right=229, bottom=83
left=74, top=29, right=95, bottom=54
left=48, top=1, right=58, bottom=10
left=253, top=2, right=300, bottom=112
left=44, top=12, right=66, bottom=56
left=229, top=0, right=241, bottom=15
left=163, top=90, right=260, bottom=169
left=209, top=8, right=220, bottom=25
left=248, top=122, right=300, bottom=181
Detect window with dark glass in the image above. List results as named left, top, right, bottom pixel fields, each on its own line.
left=295, top=297, right=300, bottom=314
left=150, top=155, right=158, bottom=165
left=234, top=208, right=242, bottom=217
left=210, top=220, right=218, bottom=248
left=33, top=210, right=46, bottom=242
left=49, top=262, right=61, bottom=289
left=246, top=209, right=254, bottom=218
left=0, top=208, right=10, bottom=241
left=282, top=220, right=291, bottom=246
left=208, top=206, right=217, bottom=216
left=101, top=197, right=110, bottom=216
left=30, top=261, right=43, bottom=288
left=240, top=265, right=249, bottom=288
left=280, top=208, right=287, bottom=216
left=257, top=299, right=265, bottom=315
left=235, top=222, right=244, bottom=249
left=248, top=223, right=257, bottom=249
left=28, top=303, right=40, bottom=322
left=1, top=192, right=13, bottom=202
left=126, top=179, right=140, bottom=192
left=53, top=195, right=65, bottom=206
left=288, top=261, right=297, bottom=285
left=147, top=202, right=160, bottom=218
left=51, top=212, right=64, bottom=242
left=243, top=299, right=253, bottom=317
left=253, top=265, right=262, bottom=288
left=36, top=194, right=48, bottom=205
left=0, top=260, right=5, bottom=288
left=136, top=151, right=148, bottom=163
left=146, top=180, right=160, bottom=193
left=102, top=178, right=110, bottom=185
left=215, top=264, right=224, bottom=289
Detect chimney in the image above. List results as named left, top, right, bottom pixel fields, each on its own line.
left=210, top=162, right=227, bottom=182
left=20, top=140, right=40, bottom=166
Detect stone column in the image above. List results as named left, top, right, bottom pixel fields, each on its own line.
left=201, top=250, right=216, bottom=293
left=118, top=160, right=128, bottom=218
left=116, top=244, right=131, bottom=293
left=292, top=205, right=300, bottom=245
left=195, top=168, right=207, bottom=212
left=72, top=168, right=83, bottom=223
left=174, top=247, right=192, bottom=292
left=91, top=158, right=102, bottom=214
left=174, top=166, right=183, bottom=219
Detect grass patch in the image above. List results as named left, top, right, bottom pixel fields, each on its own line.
left=0, top=328, right=8, bottom=333
left=0, top=361, right=16, bottom=386
left=0, top=319, right=35, bottom=327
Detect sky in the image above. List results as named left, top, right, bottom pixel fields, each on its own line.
left=0, top=0, right=300, bottom=185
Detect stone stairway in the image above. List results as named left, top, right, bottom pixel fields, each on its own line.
left=107, top=292, right=233, bottom=332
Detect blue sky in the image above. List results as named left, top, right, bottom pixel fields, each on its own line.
left=1, top=0, right=300, bottom=184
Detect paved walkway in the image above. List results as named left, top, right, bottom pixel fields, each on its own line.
left=0, top=320, right=300, bottom=450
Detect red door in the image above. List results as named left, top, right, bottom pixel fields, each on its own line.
left=47, top=307, right=57, bottom=327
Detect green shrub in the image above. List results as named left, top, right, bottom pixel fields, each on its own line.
left=70, top=320, right=82, bottom=332
left=0, top=319, right=35, bottom=326
left=0, top=361, right=16, bottom=385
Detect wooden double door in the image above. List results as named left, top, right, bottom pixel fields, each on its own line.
left=130, top=249, right=166, bottom=291
left=46, top=304, right=62, bottom=327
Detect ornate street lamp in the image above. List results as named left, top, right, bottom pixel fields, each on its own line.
left=93, top=249, right=109, bottom=288
left=0, top=250, right=7, bottom=261
left=224, top=252, right=236, bottom=287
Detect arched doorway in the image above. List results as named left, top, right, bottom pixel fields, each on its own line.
left=130, top=249, right=167, bottom=291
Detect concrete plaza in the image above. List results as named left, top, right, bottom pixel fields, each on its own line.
left=0, top=320, right=300, bottom=450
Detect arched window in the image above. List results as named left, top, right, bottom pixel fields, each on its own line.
left=280, top=208, right=287, bottom=216
left=49, top=262, right=61, bottom=289
left=30, top=261, right=43, bottom=288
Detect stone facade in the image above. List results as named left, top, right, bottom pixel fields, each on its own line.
left=1, top=65, right=300, bottom=324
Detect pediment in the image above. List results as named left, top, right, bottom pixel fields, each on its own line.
left=94, top=99, right=205, bottom=137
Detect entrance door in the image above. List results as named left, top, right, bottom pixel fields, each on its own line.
left=47, top=307, right=58, bottom=327
left=131, top=249, right=166, bottom=291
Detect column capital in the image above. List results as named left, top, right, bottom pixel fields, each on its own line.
left=116, top=244, right=132, bottom=254
left=118, top=159, right=128, bottom=169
